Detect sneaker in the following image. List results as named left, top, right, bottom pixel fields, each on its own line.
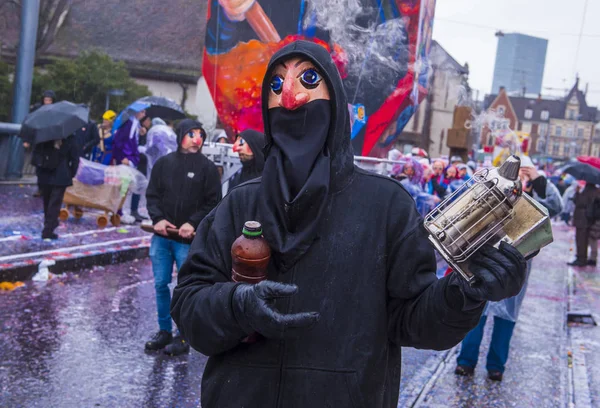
left=567, top=259, right=588, bottom=267
left=163, top=336, right=190, bottom=356
left=41, top=232, right=58, bottom=240
left=587, top=260, right=597, bottom=267
left=454, top=365, right=475, bottom=376
left=488, top=370, right=503, bottom=381
left=145, top=330, right=172, bottom=351
left=120, top=214, right=136, bottom=225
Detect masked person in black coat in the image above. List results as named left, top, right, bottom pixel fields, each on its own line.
left=171, top=41, right=527, bottom=408
left=228, top=129, right=265, bottom=193
left=145, top=119, right=222, bottom=356
left=32, top=136, right=79, bottom=239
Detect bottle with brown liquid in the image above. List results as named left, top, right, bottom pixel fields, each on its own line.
left=231, top=221, right=271, bottom=284
left=231, top=221, right=271, bottom=344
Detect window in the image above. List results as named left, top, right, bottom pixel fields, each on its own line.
left=568, top=110, right=575, bottom=120
left=539, top=123, right=548, bottom=136
left=541, top=110, right=549, bottom=120
left=567, top=128, right=573, bottom=138
left=578, top=128, right=584, bottom=138
left=553, top=143, right=560, bottom=155
left=555, top=126, right=562, bottom=136
left=564, top=145, right=570, bottom=156
left=536, top=138, right=545, bottom=152
left=524, top=109, right=533, bottom=119
left=497, top=105, right=506, bottom=116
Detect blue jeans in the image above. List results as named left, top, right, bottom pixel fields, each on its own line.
left=457, top=315, right=516, bottom=373
left=149, top=235, right=191, bottom=332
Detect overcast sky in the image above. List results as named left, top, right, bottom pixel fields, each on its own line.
left=433, top=0, right=600, bottom=107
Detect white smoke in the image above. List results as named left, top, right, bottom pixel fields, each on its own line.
left=304, top=0, right=408, bottom=90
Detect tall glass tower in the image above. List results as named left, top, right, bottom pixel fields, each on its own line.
left=491, top=33, right=548, bottom=96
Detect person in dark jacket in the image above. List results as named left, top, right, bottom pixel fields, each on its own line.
left=73, top=120, right=100, bottom=159
left=145, top=119, right=222, bottom=356
left=228, top=129, right=265, bottom=192
left=171, top=41, right=527, bottom=407
left=568, top=182, right=599, bottom=267
left=33, top=135, right=79, bottom=239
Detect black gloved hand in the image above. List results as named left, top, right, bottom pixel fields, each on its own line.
left=232, top=280, right=320, bottom=339
left=460, top=241, right=527, bottom=302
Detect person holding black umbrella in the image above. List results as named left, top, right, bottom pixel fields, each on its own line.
left=20, top=101, right=89, bottom=239
left=32, top=136, right=79, bottom=239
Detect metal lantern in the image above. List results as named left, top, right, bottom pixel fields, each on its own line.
left=425, top=156, right=524, bottom=282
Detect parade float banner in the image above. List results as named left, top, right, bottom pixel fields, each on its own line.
left=203, top=0, right=436, bottom=156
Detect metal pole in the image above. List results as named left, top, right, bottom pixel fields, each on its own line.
left=1, top=0, right=40, bottom=179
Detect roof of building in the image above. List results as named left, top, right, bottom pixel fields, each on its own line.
left=430, top=41, right=469, bottom=75
left=0, top=0, right=207, bottom=78
left=484, top=83, right=598, bottom=123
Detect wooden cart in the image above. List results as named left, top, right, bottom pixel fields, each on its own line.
left=60, top=179, right=127, bottom=228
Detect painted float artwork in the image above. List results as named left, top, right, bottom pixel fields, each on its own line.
left=203, top=0, right=436, bottom=156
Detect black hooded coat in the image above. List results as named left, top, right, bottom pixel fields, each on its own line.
left=171, top=41, right=484, bottom=407
left=145, top=121, right=222, bottom=239
left=228, top=129, right=265, bottom=192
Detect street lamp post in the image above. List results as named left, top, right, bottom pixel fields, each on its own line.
left=105, top=89, right=125, bottom=112
left=0, top=0, right=40, bottom=180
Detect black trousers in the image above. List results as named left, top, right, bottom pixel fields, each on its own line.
left=40, top=185, right=66, bottom=235
left=575, top=227, right=590, bottom=261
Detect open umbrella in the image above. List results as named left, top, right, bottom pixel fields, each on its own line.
left=559, top=161, right=600, bottom=185
left=112, top=101, right=152, bottom=130
left=577, top=156, right=600, bottom=171
left=20, top=101, right=89, bottom=145
left=136, top=96, right=186, bottom=120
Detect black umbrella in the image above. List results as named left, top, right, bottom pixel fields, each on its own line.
left=20, top=101, right=89, bottom=145
left=559, top=161, right=600, bottom=185
left=136, top=96, right=186, bottom=120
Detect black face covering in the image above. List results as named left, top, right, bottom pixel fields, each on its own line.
left=269, top=100, right=331, bottom=197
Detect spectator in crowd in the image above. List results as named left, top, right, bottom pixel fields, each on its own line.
left=456, top=157, right=562, bottom=381
left=31, top=136, right=79, bottom=239
left=228, top=129, right=265, bottom=192
left=145, top=119, right=222, bottom=356
left=92, top=110, right=117, bottom=164
left=568, top=181, right=600, bottom=267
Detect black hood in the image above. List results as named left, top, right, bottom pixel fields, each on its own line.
left=238, top=129, right=265, bottom=172
left=176, top=119, right=206, bottom=148
left=258, top=40, right=355, bottom=271
left=261, top=41, right=354, bottom=191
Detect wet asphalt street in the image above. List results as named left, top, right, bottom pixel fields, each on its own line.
left=1, top=223, right=598, bottom=407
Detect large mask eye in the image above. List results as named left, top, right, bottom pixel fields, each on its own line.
left=270, top=75, right=283, bottom=95
left=300, top=69, right=322, bottom=89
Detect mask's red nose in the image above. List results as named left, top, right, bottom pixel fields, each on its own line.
left=280, top=78, right=309, bottom=110
left=193, top=137, right=202, bottom=146
left=232, top=143, right=241, bottom=152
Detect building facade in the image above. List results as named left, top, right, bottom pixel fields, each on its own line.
left=491, top=33, right=548, bottom=96
left=483, top=80, right=598, bottom=161
left=399, top=41, right=470, bottom=157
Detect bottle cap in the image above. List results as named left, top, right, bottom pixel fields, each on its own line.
left=243, top=221, right=262, bottom=237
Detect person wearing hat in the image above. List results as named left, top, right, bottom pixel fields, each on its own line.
left=145, top=119, right=222, bottom=355
left=92, top=110, right=117, bottom=164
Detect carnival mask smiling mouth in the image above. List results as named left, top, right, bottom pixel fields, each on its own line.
left=267, top=57, right=330, bottom=111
